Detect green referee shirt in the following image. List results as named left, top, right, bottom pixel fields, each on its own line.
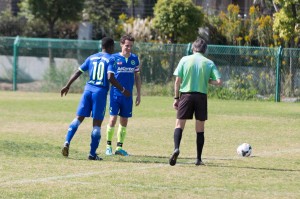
left=173, top=53, right=221, bottom=94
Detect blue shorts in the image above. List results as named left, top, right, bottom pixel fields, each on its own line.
left=109, top=95, right=133, bottom=118
left=76, top=89, right=108, bottom=120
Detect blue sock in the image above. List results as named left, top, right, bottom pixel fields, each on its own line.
left=90, top=126, right=101, bottom=157
left=65, top=118, right=81, bottom=144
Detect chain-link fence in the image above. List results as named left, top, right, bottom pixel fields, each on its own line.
left=0, top=37, right=299, bottom=101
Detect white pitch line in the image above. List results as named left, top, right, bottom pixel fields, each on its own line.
left=0, top=164, right=166, bottom=187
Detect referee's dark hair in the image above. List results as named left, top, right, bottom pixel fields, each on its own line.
left=192, top=38, right=207, bottom=54
left=101, top=37, right=114, bottom=49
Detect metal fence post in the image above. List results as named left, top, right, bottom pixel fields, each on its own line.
left=98, top=40, right=102, bottom=52
left=13, top=36, right=20, bottom=91
left=275, top=46, right=283, bottom=102
left=186, top=43, right=192, bottom=55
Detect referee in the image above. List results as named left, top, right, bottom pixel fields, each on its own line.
left=169, top=38, right=222, bottom=166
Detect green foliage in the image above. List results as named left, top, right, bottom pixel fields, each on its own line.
left=209, top=74, right=258, bottom=100
left=26, top=0, right=84, bottom=22
left=246, top=6, right=274, bottom=47
left=83, top=0, right=116, bottom=39
left=273, top=0, right=300, bottom=47
left=208, top=69, right=276, bottom=101
left=20, top=0, right=84, bottom=38
left=0, top=10, right=24, bottom=36
left=153, top=0, right=204, bottom=43
left=203, top=15, right=227, bottom=45
left=22, top=18, right=48, bottom=38
left=218, top=4, right=242, bottom=45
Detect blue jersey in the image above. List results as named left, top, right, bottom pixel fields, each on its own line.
left=79, top=52, right=116, bottom=92
left=110, top=52, right=140, bottom=96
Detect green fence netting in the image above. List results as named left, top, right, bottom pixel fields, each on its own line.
left=0, top=37, right=299, bottom=101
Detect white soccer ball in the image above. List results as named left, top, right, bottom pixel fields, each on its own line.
left=237, top=143, right=252, bottom=157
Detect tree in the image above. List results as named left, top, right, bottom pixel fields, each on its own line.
left=124, top=0, right=140, bottom=17
left=247, top=5, right=274, bottom=46
left=272, top=0, right=300, bottom=47
left=83, top=0, right=116, bottom=39
left=20, top=0, right=84, bottom=66
left=20, top=0, right=84, bottom=38
left=272, top=0, right=300, bottom=96
left=0, top=10, right=25, bottom=36
left=152, top=0, right=204, bottom=81
left=219, top=4, right=242, bottom=45
left=152, top=0, right=204, bottom=43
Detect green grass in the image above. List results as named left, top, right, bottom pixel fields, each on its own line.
left=0, top=91, right=299, bottom=199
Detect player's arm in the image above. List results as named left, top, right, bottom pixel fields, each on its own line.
left=173, top=76, right=181, bottom=110
left=209, top=63, right=222, bottom=86
left=61, top=70, right=82, bottom=97
left=134, top=71, right=141, bottom=106
left=209, top=78, right=222, bottom=86
left=108, top=72, right=130, bottom=97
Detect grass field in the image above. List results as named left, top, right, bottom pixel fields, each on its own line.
left=0, top=91, right=299, bottom=199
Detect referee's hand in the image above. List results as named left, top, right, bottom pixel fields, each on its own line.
left=173, top=99, right=179, bottom=110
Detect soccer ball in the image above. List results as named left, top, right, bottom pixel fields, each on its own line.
left=237, top=143, right=252, bottom=157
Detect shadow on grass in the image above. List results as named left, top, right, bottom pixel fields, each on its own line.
left=2, top=140, right=299, bottom=172
left=64, top=154, right=300, bottom=172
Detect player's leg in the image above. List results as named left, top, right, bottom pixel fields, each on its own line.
left=62, top=91, right=92, bottom=157
left=115, top=96, right=132, bottom=156
left=88, top=90, right=107, bottom=160
left=169, top=93, right=193, bottom=166
left=106, top=115, right=117, bottom=155
left=195, top=120, right=205, bottom=166
left=115, top=117, right=128, bottom=156
left=169, top=119, right=186, bottom=166
left=88, top=120, right=103, bottom=160
left=194, top=93, right=207, bottom=166
left=62, top=116, right=85, bottom=157
left=106, top=95, right=120, bottom=155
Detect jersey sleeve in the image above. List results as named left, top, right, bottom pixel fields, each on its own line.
left=79, top=56, right=91, bottom=72
left=173, top=58, right=184, bottom=78
left=210, top=62, right=221, bottom=80
left=107, top=57, right=116, bottom=74
left=134, top=56, right=140, bottom=72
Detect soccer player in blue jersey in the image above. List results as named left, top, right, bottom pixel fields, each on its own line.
left=61, top=37, right=130, bottom=160
left=105, top=34, right=141, bottom=156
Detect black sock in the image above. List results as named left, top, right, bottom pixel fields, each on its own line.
left=174, top=128, right=183, bottom=149
left=117, top=142, right=123, bottom=147
left=196, top=132, right=205, bottom=160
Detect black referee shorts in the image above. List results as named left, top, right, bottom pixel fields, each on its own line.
left=177, top=92, right=207, bottom=121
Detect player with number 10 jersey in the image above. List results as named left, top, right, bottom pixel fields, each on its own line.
left=77, top=52, right=116, bottom=120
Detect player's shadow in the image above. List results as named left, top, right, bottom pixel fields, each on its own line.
left=63, top=154, right=300, bottom=172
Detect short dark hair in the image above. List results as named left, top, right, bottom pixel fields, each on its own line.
left=120, top=34, right=135, bottom=44
left=192, top=38, right=207, bottom=53
left=102, top=37, right=114, bottom=49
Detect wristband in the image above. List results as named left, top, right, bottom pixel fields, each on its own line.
left=174, top=97, right=179, bottom=100
left=121, top=87, right=125, bottom=93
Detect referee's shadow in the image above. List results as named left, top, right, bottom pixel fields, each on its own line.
left=105, top=154, right=300, bottom=172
